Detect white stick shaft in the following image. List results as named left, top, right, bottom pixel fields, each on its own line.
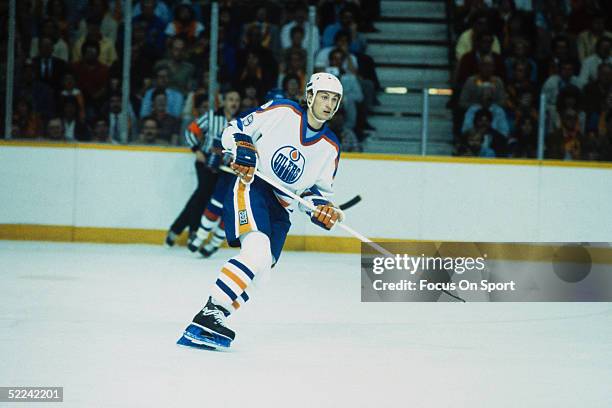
left=252, top=170, right=394, bottom=258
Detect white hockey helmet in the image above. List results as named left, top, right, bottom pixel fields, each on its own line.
left=305, top=72, right=343, bottom=121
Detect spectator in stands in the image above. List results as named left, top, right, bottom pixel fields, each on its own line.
left=456, top=11, right=501, bottom=61
left=133, top=0, right=171, bottom=26
left=131, top=0, right=167, bottom=54
left=280, top=4, right=320, bottom=53
left=72, top=16, right=118, bottom=66
left=584, top=110, right=612, bottom=160
left=282, top=26, right=307, bottom=74
left=455, top=31, right=505, bottom=86
left=165, top=3, right=205, bottom=46
left=239, top=24, right=279, bottom=93
left=242, top=5, right=280, bottom=57
left=150, top=91, right=180, bottom=145
left=45, top=117, right=65, bottom=140
left=505, top=60, right=536, bottom=117
left=322, top=7, right=367, bottom=55
left=459, top=54, right=507, bottom=109
left=542, top=59, right=583, bottom=111
left=219, top=5, right=241, bottom=47
left=59, top=95, right=90, bottom=141
left=315, top=30, right=359, bottom=75
left=326, top=49, right=363, bottom=131
left=585, top=86, right=612, bottom=134
left=504, top=37, right=537, bottom=83
left=12, top=99, right=44, bottom=139
left=59, top=73, right=86, bottom=122
left=550, top=84, right=586, bottom=134
left=510, top=116, right=538, bottom=158
left=216, top=25, right=238, bottom=86
left=535, top=7, right=574, bottom=62
left=282, top=74, right=302, bottom=102
left=578, top=36, right=612, bottom=85
left=490, top=0, right=535, bottom=52
left=153, top=36, right=195, bottom=95
left=546, top=108, right=585, bottom=159
left=91, top=117, right=111, bottom=143
left=457, top=108, right=508, bottom=157
left=104, top=93, right=137, bottom=144
left=538, top=35, right=577, bottom=83
left=192, top=93, right=209, bottom=118
left=30, top=18, right=69, bottom=61
left=577, top=14, right=612, bottom=62
left=327, top=107, right=361, bottom=152
left=453, top=0, right=487, bottom=35
left=582, top=63, right=612, bottom=120
left=239, top=83, right=260, bottom=111
left=44, top=0, right=70, bottom=43
left=140, top=66, right=184, bottom=118
left=75, top=0, right=119, bottom=44
left=237, top=50, right=269, bottom=101
left=72, top=40, right=110, bottom=119
left=462, top=87, right=510, bottom=136
left=240, top=94, right=258, bottom=111
left=138, top=116, right=167, bottom=145
left=279, top=50, right=307, bottom=96
left=32, top=36, right=67, bottom=94
left=16, top=60, right=55, bottom=121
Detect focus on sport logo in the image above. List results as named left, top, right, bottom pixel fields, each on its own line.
left=271, top=146, right=305, bottom=184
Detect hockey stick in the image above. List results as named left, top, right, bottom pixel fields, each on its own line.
left=339, top=195, right=361, bottom=211
left=222, top=162, right=465, bottom=302
left=253, top=171, right=466, bottom=303
left=221, top=164, right=361, bottom=211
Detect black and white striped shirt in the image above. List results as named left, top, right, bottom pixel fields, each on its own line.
left=185, top=109, right=229, bottom=154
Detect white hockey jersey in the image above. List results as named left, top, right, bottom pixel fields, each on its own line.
left=221, top=99, right=341, bottom=209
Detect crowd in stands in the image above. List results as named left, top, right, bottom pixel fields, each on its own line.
left=2, top=0, right=382, bottom=152
left=451, top=0, right=612, bottom=161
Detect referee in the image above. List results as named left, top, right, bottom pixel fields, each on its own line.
left=166, top=89, right=242, bottom=247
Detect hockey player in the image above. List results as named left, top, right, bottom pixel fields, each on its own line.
left=177, top=73, right=345, bottom=350
left=187, top=92, right=292, bottom=257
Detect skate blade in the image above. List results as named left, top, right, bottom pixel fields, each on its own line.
left=176, top=334, right=218, bottom=351
left=181, top=324, right=232, bottom=350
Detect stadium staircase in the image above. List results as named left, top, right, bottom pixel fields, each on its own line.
left=363, top=0, right=453, bottom=155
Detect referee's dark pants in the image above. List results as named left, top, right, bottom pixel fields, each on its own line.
left=170, top=161, right=219, bottom=235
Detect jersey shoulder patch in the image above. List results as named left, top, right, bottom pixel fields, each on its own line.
left=257, top=98, right=304, bottom=116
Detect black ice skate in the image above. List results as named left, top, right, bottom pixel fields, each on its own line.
left=177, top=297, right=235, bottom=350
left=165, top=230, right=178, bottom=247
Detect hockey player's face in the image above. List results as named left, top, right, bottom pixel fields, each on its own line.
left=313, top=91, right=340, bottom=120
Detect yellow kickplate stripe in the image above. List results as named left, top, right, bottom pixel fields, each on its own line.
left=2, top=224, right=612, bottom=263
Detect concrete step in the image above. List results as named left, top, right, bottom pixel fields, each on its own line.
left=362, top=138, right=453, bottom=155
left=374, top=92, right=451, bottom=114
left=380, top=1, right=446, bottom=19
left=367, top=43, right=448, bottom=65
left=368, top=115, right=452, bottom=140
left=366, top=21, right=447, bottom=42
left=377, top=66, right=450, bottom=88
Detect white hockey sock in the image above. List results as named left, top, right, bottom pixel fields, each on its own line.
left=205, top=221, right=226, bottom=250
left=209, top=232, right=272, bottom=313
left=211, top=257, right=255, bottom=312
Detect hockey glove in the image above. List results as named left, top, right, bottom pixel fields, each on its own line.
left=231, top=133, right=258, bottom=184
left=299, top=195, right=344, bottom=230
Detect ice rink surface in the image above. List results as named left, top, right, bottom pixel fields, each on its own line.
left=1, top=241, right=611, bottom=408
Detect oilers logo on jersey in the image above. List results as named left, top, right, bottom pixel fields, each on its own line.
left=271, top=146, right=305, bottom=184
